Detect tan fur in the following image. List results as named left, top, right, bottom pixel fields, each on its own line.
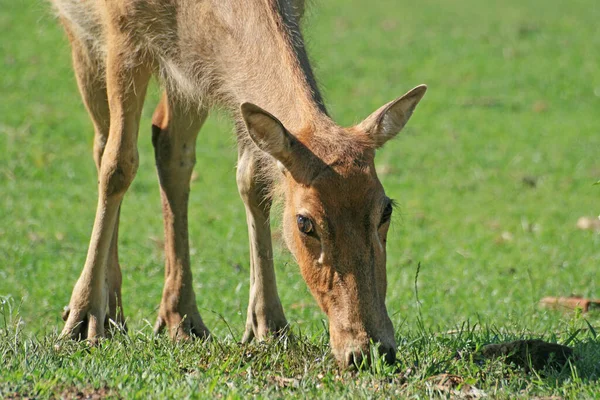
left=52, top=0, right=427, bottom=367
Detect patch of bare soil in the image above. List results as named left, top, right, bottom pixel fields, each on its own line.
left=477, top=339, right=573, bottom=372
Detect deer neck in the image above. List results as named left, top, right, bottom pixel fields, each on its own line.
left=220, top=1, right=330, bottom=133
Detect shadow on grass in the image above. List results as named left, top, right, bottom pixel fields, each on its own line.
left=568, top=339, right=600, bottom=382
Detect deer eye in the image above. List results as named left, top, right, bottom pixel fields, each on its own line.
left=297, top=215, right=315, bottom=235
left=380, top=202, right=393, bottom=226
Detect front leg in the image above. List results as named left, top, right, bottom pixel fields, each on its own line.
left=61, top=34, right=151, bottom=341
left=236, top=146, right=288, bottom=342
left=60, top=29, right=122, bottom=337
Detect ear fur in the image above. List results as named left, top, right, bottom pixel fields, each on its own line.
left=358, top=84, right=427, bottom=147
left=241, top=103, right=325, bottom=184
left=241, top=103, right=293, bottom=163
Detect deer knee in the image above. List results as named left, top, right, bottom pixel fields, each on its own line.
left=100, top=153, right=139, bottom=198
left=236, top=154, right=255, bottom=201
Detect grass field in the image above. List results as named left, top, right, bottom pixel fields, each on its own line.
left=1, top=0, right=600, bottom=398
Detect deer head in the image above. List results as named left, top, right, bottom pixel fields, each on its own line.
left=241, top=85, right=427, bottom=367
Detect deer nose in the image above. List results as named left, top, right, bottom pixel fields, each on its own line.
left=344, top=345, right=396, bottom=368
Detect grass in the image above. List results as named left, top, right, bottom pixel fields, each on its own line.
left=1, top=0, right=600, bottom=397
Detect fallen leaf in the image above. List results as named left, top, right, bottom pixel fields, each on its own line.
left=577, top=217, right=600, bottom=231
left=539, top=296, right=600, bottom=313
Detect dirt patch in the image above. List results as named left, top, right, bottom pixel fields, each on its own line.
left=477, top=340, right=573, bottom=372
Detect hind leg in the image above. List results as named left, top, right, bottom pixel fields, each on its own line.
left=60, top=22, right=151, bottom=340
left=151, top=93, right=210, bottom=339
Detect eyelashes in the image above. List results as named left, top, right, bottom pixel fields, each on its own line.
left=380, top=199, right=394, bottom=226
left=297, top=214, right=316, bottom=236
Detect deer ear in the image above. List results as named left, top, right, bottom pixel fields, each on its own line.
left=241, top=103, right=293, bottom=163
left=358, top=84, right=427, bottom=147
left=241, top=103, right=323, bottom=185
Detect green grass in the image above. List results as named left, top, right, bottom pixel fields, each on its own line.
left=1, top=0, right=600, bottom=397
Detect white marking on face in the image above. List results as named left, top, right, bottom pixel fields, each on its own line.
left=374, top=230, right=384, bottom=253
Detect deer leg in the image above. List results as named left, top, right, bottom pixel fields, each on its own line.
left=151, top=93, right=210, bottom=340
left=59, top=28, right=126, bottom=335
left=236, top=146, right=288, bottom=342
left=61, top=33, right=151, bottom=341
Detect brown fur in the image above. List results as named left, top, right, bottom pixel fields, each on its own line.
left=51, top=0, right=427, bottom=367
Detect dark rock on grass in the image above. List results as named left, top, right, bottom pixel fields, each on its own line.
left=477, top=339, right=573, bottom=372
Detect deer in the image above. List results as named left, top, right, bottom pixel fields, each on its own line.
left=50, top=0, right=427, bottom=367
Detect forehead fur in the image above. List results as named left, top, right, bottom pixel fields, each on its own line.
left=287, top=126, right=384, bottom=213
left=297, top=125, right=376, bottom=177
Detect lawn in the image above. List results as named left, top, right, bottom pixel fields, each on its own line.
left=1, top=0, right=600, bottom=398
